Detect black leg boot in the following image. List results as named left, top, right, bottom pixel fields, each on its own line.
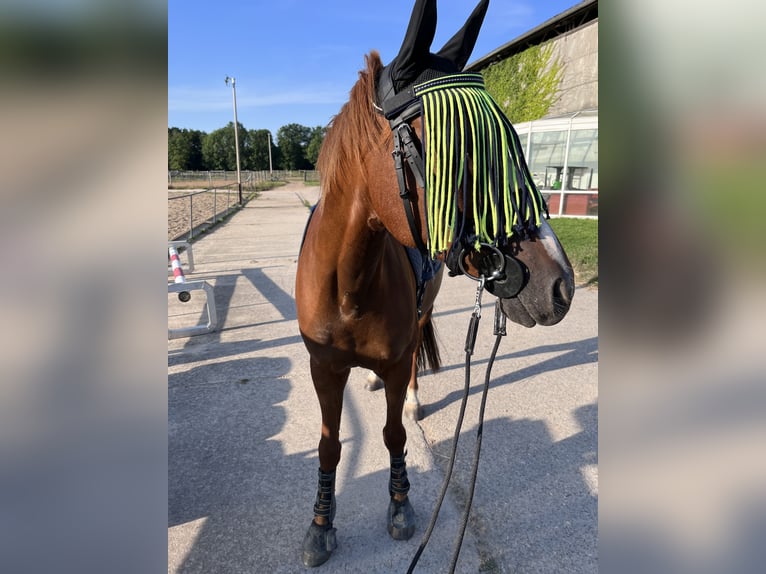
left=301, top=468, right=337, bottom=567
left=387, top=452, right=416, bottom=540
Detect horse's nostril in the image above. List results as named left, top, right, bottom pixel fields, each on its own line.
left=553, top=278, right=571, bottom=310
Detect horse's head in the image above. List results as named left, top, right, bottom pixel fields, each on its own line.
left=366, top=0, right=574, bottom=327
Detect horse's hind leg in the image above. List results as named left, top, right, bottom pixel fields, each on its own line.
left=367, top=359, right=421, bottom=419
left=405, top=309, right=436, bottom=421
left=365, top=370, right=384, bottom=391
left=381, top=359, right=417, bottom=540
left=404, top=350, right=422, bottom=421
left=302, top=359, right=349, bottom=568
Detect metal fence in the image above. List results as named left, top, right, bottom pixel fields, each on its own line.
left=168, top=170, right=321, bottom=187
left=168, top=184, right=243, bottom=242
left=167, top=171, right=322, bottom=241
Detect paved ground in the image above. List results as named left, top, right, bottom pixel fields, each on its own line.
left=168, top=182, right=598, bottom=573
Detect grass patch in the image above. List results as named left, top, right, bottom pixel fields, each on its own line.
left=304, top=179, right=321, bottom=186
left=254, top=180, right=287, bottom=191
left=548, top=218, right=598, bottom=287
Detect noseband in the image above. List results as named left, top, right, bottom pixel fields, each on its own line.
left=375, top=68, right=541, bottom=298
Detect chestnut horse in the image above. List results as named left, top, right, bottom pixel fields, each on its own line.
left=295, top=0, right=574, bottom=567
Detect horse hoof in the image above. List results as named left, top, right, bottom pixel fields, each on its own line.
left=387, top=497, right=416, bottom=540
left=301, top=520, right=338, bottom=568
left=404, top=402, right=423, bottom=421
left=365, top=372, right=384, bottom=391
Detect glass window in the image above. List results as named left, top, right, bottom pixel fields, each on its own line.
left=566, top=129, right=598, bottom=190
left=527, top=130, right=567, bottom=190
left=517, top=133, right=528, bottom=158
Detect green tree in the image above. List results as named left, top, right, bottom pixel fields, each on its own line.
left=237, top=127, right=255, bottom=170
left=482, top=42, right=563, bottom=124
left=186, top=130, right=205, bottom=170
left=245, top=129, right=276, bottom=170
left=168, top=127, right=186, bottom=170
left=168, top=127, right=205, bottom=170
left=270, top=141, right=283, bottom=172
left=306, top=126, right=326, bottom=168
left=202, top=122, right=245, bottom=170
left=276, top=123, right=312, bottom=170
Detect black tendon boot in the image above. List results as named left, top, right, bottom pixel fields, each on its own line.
left=387, top=452, right=416, bottom=540
left=301, top=468, right=337, bottom=567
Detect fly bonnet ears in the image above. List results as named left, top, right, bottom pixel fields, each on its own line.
left=376, top=0, right=489, bottom=123
left=375, top=0, right=549, bottom=279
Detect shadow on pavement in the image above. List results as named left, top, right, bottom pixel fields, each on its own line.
left=430, top=402, right=598, bottom=573
left=169, top=356, right=457, bottom=573
left=421, top=336, right=598, bottom=418
left=169, top=356, right=305, bottom=572
left=169, top=265, right=301, bottom=368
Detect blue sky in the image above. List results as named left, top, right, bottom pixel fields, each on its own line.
left=169, top=0, right=582, bottom=136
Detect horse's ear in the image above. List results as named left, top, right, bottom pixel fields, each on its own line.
left=435, top=0, right=489, bottom=71
left=391, top=0, right=438, bottom=89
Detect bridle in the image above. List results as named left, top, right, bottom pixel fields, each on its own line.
left=374, top=66, right=531, bottom=300
left=375, top=64, right=431, bottom=257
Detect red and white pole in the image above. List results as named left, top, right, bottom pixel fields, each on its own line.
left=169, top=246, right=186, bottom=283
left=169, top=246, right=191, bottom=302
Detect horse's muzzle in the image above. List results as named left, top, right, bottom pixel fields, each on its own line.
left=446, top=237, right=575, bottom=328
left=498, top=272, right=574, bottom=327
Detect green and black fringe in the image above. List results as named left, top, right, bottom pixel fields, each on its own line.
left=413, top=73, right=548, bottom=257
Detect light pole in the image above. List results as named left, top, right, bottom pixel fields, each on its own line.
left=224, top=76, right=243, bottom=205
left=268, top=132, right=273, bottom=177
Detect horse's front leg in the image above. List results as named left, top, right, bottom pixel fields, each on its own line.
left=381, top=359, right=417, bottom=540
left=302, top=359, right=349, bottom=568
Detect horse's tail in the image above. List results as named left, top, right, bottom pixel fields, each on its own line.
left=416, top=317, right=441, bottom=374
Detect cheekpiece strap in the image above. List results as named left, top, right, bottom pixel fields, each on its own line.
left=392, top=122, right=429, bottom=257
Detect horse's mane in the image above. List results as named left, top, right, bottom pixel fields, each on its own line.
left=318, top=51, right=388, bottom=195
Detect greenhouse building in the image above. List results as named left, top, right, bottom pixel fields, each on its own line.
left=468, top=0, right=598, bottom=218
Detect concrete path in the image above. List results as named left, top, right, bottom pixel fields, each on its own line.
left=168, top=182, right=598, bottom=573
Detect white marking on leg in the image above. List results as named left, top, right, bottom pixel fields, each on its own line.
left=365, top=371, right=383, bottom=391
left=405, top=387, right=418, bottom=406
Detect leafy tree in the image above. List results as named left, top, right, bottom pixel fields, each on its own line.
left=168, top=127, right=183, bottom=170
left=202, top=122, right=245, bottom=170
left=270, top=141, right=283, bottom=172
left=306, top=126, right=326, bottom=168
left=277, top=123, right=313, bottom=170
left=186, top=130, right=205, bottom=170
left=482, top=42, right=562, bottom=124
left=245, top=129, right=277, bottom=171
left=168, top=127, right=205, bottom=170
